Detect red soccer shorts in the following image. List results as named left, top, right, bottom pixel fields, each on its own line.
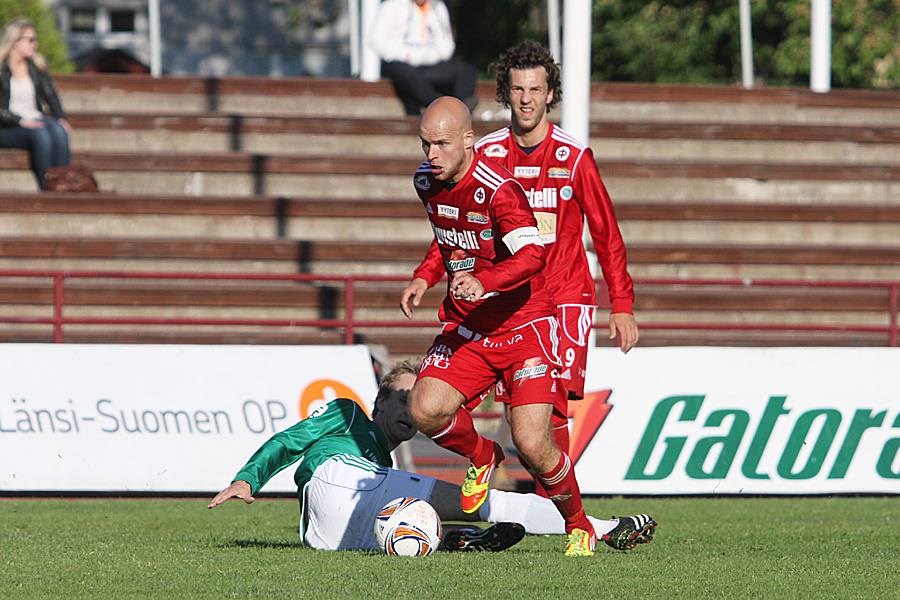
left=473, top=304, right=595, bottom=413
left=418, top=317, right=567, bottom=408
left=555, top=304, right=595, bottom=401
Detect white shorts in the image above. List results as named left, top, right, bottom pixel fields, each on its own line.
left=300, top=454, right=437, bottom=551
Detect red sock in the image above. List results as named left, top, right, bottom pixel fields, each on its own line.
left=536, top=452, right=593, bottom=535
left=429, top=408, right=494, bottom=464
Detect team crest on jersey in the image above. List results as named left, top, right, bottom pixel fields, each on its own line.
left=548, top=167, right=571, bottom=178
left=555, top=146, right=570, bottom=161
left=484, top=144, right=508, bottom=158
left=474, top=187, right=486, bottom=204
left=480, top=229, right=494, bottom=240
left=437, top=204, right=459, bottom=220
left=560, top=185, right=574, bottom=201
left=514, top=166, right=541, bottom=178
left=415, top=174, right=431, bottom=191
left=467, top=211, right=489, bottom=224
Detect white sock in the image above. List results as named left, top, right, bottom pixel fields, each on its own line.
left=478, top=490, right=618, bottom=538
left=589, top=515, right=619, bottom=537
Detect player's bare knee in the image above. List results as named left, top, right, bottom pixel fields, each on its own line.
left=409, top=379, right=451, bottom=434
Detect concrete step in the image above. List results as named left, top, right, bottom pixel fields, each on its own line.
left=5, top=207, right=900, bottom=247
left=69, top=125, right=900, bottom=166
left=63, top=113, right=900, bottom=164
left=5, top=150, right=900, bottom=200
left=54, top=75, right=900, bottom=127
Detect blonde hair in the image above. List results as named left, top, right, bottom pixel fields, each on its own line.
left=0, top=17, right=48, bottom=70
left=374, top=359, right=421, bottom=407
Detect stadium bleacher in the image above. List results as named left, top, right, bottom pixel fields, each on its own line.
left=1, top=74, right=900, bottom=355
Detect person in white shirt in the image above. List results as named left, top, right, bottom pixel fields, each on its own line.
left=0, top=17, right=71, bottom=190
left=369, top=0, right=477, bottom=116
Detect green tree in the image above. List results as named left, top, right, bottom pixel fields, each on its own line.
left=452, top=0, right=900, bottom=89
left=768, top=0, right=900, bottom=88
left=593, top=0, right=900, bottom=88
left=1, top=0, right=72, bottom=72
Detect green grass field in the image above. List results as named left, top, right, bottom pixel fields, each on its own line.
left=2, top=495, right=898, bottom=599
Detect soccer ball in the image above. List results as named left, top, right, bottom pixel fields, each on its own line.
left=373, top=497, right=442, bottom=556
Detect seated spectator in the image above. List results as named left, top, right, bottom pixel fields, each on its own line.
left=369, top=0, right=478, bottom=116
left=0, top=17, right=71, bottom=190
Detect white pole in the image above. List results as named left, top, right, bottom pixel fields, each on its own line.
left=739, top=0, right=753, bottom=88
left=360, top=0, right=381, bottom=82
left=547, top=0, right=561, bottom=63
left=148, top=0, right=161, bottom=77
left=560, top=0, right=591, bottom=145
left=561, top=0, right=595, bottom=346
left=349, top=0, right=360, bottom=77
left=810, top=0, right=832, bottom=92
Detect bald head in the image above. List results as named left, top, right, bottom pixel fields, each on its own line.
left=419, top=97, right=475, bottom=183
left=421, top=96, right=473, bottom=135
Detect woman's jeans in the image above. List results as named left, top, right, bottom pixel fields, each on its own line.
left=0, top=117, right=71, bottom=189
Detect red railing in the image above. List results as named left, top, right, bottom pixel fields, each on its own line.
left=0, top=270, right=898, bottom=346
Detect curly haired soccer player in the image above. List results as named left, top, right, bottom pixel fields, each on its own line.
left=209, top=360, right=655, bottom=552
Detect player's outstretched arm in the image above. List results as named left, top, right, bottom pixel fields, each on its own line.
left=609, top=313, right=639, bottom=354
left=207, top=480, right=254, bottom=508
left=400, top=277, right=429, bottom=319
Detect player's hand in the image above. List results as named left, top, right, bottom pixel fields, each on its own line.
left=400, top=277, right=429, bottom=319
left=450, top=272, right=485, bottom=302
left=58, top=118, right=72, bottom=134
left=207, top=480, right=254, bottom=508
left=609, top=312, right=639, bottom=354
left=19, top=119, right=44, bottom=129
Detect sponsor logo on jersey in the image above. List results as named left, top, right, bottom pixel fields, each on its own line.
left=556, top=146, right=570, bottom=161
left=423, top=344, right=453, bottom=369
left=474, top=187, right=486, bottom=204
left=437, top=204, right=459, bottom=220
left=526, top=187, right=558, bottom=209
left=467, top=211, right=489, bottom=224
left=482, top=333, right=524, bottom=349
left=560, top=185, right=574, bottom=201
left=548, top=167, right=571, bottom=179
left=449, top=257, right=476, bottom=272
left=415, top=174, right=431, bottom=190
left=513, top=357, right=549, bottom=386
left=429, top=344, right=453, bottom=357
left=431, top=224, right=481, bottom=250
left=534, top=212, right=557, bottom=244
left=514, top=166, right=541, bottom=178
left=484, top=143, right=508, bottom=158
left=480, top=229, right=494, bottom=240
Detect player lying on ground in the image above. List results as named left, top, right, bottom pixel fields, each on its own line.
left=209, top=360, right=656, bottom=552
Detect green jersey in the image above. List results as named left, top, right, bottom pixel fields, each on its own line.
left=233, top=398, right=394, bottom=494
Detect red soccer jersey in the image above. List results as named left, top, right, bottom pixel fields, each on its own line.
left=472, top=124, right=634, bottom=313
left=411, top=155, right=557, bottom=335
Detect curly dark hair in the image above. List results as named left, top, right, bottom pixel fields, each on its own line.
left=490, top=40, right=562, bottom=110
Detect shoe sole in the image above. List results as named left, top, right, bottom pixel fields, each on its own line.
left=603, top=517, right=657, bottom=550
left=443, top=522, right=526, bottom=552
left=622, top=520, right=657, bottom=550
